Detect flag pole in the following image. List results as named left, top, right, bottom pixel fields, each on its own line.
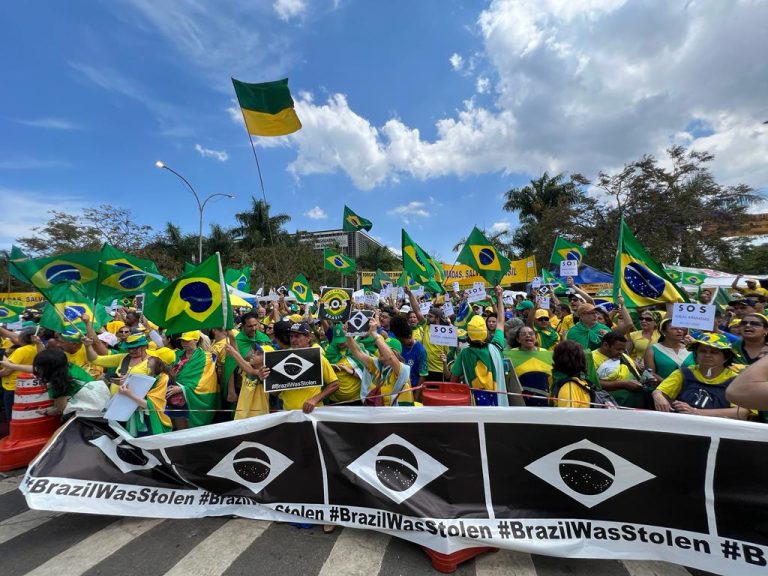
left=216, top=252, right=230, bottom=329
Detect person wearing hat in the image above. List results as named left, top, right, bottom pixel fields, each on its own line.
left=324, top=323, right=363, bottom=405
left=644, top=318, right=694, bottom=381
left=344, top=315, right=414, bottom=406
left=731, top=274, right=768, bottom=298
left=565, top=302, right=610, bottom=351
left=451, top=285, right=524, bottom=406
left=168, top=331, right=219, bottom=428
left=728, top=296, right=756, bottom=320
left=405, top=287, right=449, bottom=385
left=652, top=332, right=749, bottom=418
left=85, top=332, right=154, bottom=389
left=0, top=328, right=40, bottom=423
left=528, top=306, right=560, bottom=351
left=58, top=329, right=104, bottom=379
left=275, top=321, right=339, bottom=413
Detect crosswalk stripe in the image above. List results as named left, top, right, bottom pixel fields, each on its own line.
left=163, top=519, right=270, bottom=576
left=24, top=517, right=164, bottom=576
left=318, top=526, right=390, bottom=576
left=476, top=548, right=537, bottom=575
left=622, top=560, right=693, bottom=576
left=0, top=508, right=60, bottom=545
left=0, top=475, right=23, bottom=495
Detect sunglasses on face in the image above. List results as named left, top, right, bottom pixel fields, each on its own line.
left=741, top=320, right=765, bottom=327
left=640, top=317, right=653, bottom=321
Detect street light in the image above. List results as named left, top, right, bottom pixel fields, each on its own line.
left=155, top=161, right=234, bottom=264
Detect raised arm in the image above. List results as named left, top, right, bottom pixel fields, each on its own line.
left=726, top=354, right=768, bottom=410
left=567, top=276, right=594, bottom=304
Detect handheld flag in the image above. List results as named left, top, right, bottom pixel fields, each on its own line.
left=401, top=230, right=443, bottom=293
left=613, top=219, right=688, bottom=308
left=371, top=269, right=394, bottom=291
left=144, top=253, right=233, bottom=333
left=290, top=274, right=314, bottom=303
left=10, top=251, right=100, bottom=292
left=96, top=244, right=165, bottom=304
left=324, top=248, right=356, bottom=274
left=457, top=227, right=511, bottom=287
left=38, top=281, right=109, bottom=334
left=342, top=205, right=373, bottom=232
left=550, top=236, right=587, bottom=266
left=0, top=301, right=25, bottom=323
left=541, top=268, right=567, bottom=290
left=225, top=266, right=251, bottom=292
left=232, top=78, right=301, bottom=137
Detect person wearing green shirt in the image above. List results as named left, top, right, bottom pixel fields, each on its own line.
left=566, top=303, right=610, bottom=351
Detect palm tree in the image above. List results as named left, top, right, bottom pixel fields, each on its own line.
left=452, top=229, right=515, bottom=258
left=204, top=224, right=237, bottom=265
left=503, top=172, right=584, bottom=220
left=357, top=245, right=400, bottom=271
left=232, top=197, right=291, bottom=250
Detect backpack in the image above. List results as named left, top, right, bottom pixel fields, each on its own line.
left=555, top=377, right=618, bottom=409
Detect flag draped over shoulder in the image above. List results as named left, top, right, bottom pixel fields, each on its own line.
left=10, top=250, right=100, bottom=293
left=457, top=227, right=511, bottom=287
left=175, top=348, right=219, bottom=428
left=232, top=78, right=301, bottom=137
left=0, top=301, right=25, bottom=323
left=401, top=230, right=443, bottom=293
left=225, top=266, right=251, bottom=292
left=550, top=236, right=586, bottom=266
left=290, top=273, right=314, bottom=303
left=38, top=281, right=109, bottom=334
left=342, top=205, right=373, bottom=232
left=324, top=248, right=356, bottom=273
left=613, top=219, right=688, bottom=308
left=144, top=253, right=233, bottom=333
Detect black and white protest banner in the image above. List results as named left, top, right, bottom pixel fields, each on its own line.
left=21, top=409, right=768, bottom=576
left=263, top=347, right=323, bottom=393
left=346, top=310, right=372, bottom=337
left=318, top=287, right=353, bottom=323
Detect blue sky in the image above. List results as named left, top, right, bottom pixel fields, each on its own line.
left=2, top=0, right=767, bottom=263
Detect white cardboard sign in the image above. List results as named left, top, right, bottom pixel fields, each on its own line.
left=419, top=302, right=432, bottom=315
left=442, top=302, right=455, bottom=317
left=531, top=277, right=542, bottom=289
left=671, top=303, right=716, bottom=331
left=560, top=260, right=579, bottom=277
left=429, top=324, right=458, bottom=347
left=452, top=282, right=460, bottom=293
left=536, top=296, right=551, bottom=310
left=466, top=285, right=487, bottom=303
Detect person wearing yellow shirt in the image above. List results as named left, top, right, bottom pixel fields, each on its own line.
left=85, top=332, right=153, bottom=383
left=274, top=322, right=338, bottom=413
left=405, top=287, right=449, bottom=384
left=58, top=330, right=103, bottom=379
left=225, top=340, right=273, bottom=418
left=324, top=324, right=363, bottom=405
left=552, top=340, right=593, bottom=408
left=732, top=275, right=768, bottom=298
left=652, top=333, right=749, bottom=419
left=0, top=329, right=40, bottom=423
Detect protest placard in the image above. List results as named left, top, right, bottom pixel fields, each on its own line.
left=264, top=347, right=323, bottom=393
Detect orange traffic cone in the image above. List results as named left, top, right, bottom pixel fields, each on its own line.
left=0, top=373, right=61, bottom=471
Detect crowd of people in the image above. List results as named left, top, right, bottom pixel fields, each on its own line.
left=2, top=273, right=768, bottom=442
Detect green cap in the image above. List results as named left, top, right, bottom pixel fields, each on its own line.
left=386, top=337, right=403, bottom=355
left=516, top=300, right=534, bottom=311
left=331, top=323, right=346, bottom=344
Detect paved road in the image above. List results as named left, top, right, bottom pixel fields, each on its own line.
left=0, top=471, right=716, bottom=576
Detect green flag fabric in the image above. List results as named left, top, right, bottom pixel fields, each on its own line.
left=10, top=250, right=100, bottom=293
left=0, top=301, right=25, bottom=323
left=550, top=236, right=587, bottom=266
left=183, top=262, right=196, bottom=274
left=457, top=227, right=511, bottom=287
left=613, top=219, right=688, bottom=308
left=174, top=348, right=219, bottom=427
left=290, top=273, right=314, bottom=303
left=541, top=268, right=567, bottom=290
left=144, top=253, right=233, bottom=333
left=401, top=230, right=442, bottom=293
left=38, top=281, right=109, bottom=334
left=323, top=248, right=356, bottom=274
left=225, top=266, right=251, bottom=292
left=371, top=269, right=394, bottom=290
left=342, top=205, right=373, bottom=232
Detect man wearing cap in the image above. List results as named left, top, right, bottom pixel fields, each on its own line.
left=732, top=274, right=768, bottom=298
left=169, top=331, right=219, bottom=427
left=276, top=321, right=339, bottom=413
left=529, top=307, right=560, bottom=351
left=728, top=296, right=756, bottom=319
left=405, top=288, right=449, bottom=384
left=324, top=324, right=363, bottom=405
left=565, top=302, right=610, bottom=351
left=58, top=330, right=104, bottom=379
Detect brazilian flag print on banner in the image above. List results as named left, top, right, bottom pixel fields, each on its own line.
left=324, top=248, right=356, bottom=274
left=550, top=236, right=587, bottom=266
left=290, top=273, right=314, bottom=303
left=11, top=251, right=100, bottom=292
left=224, top=266, right=251, bottom=292
left=232, top=78, right=302, bottom=137
left=0, top=301, right=25, bottom=323
left=457, top=227, right=511, bottom=287
left=342, top=205, right=373, bottom=233
left=144, top=253, right=233, bottom=333
left=613, top=219, right=688, bottom=308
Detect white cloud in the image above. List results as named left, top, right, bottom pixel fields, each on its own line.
left=449, top=53, right=464, bottom=71
left=0, top=189, right=86, bottom=250
left=273, top=0, right=307, bottom=21
left=194, top=144, right=229, bottom=162
left=490, top=221, right=512, bottom=234
left=15, top=117, right=82, bottom=130
left=304, top=206, right=328, bottom=219
left=476, top=76, right=490, bottom=94
left=388, top=202, right=431, bottom=224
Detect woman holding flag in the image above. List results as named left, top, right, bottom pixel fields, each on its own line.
left=168, top=331, right=219, bottom=428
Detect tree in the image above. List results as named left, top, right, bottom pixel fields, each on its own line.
left=204, top=224, right=238, bottom=266
left=357, top=244, right=401, bottom=271
left=452, top=228, right=516, bottom=259
left=232, top=197, right=291, bottom=250
left=17, top=205, right=152, bottom=255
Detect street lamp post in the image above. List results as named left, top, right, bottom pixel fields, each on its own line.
left=155, top=161, right=234, bottom=264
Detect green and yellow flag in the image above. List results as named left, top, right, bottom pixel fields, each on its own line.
left=342, top=205, right=373, bottom=232
left=10, top=250, right=100, bottom=292
left=96, top=244, right=165, bottom=304
left=613, top=219, right=687, bottom=308
left=0, top=301, right=25, bottom=323
left=541, top=268, right=567, bottom=290
left=401, top=230, right=443, bottom=293
left=324, top=248, right=356, bottom=274
left=371, top=269, right=394, bottom=290
left=457, top=227, right=511, bottom=287
left=290, top=273, right=314, bottom=303
left=550, top=236, right=586, bottom=266
left=39, top=281, right=109, bottom=334
left=144, top=253, right=233, bottom=333
left=232, top=78, right=302, bottom=137
left=225, top=266, right=251, bottom=292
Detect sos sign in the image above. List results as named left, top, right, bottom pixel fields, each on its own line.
left=671, top=303, right=716, bottom=331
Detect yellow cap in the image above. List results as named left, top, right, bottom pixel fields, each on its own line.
left=467, top=315, right=488, bottom=343
left=148, top=347, right=177, bottom=366
left=180, top=330, right=201, bottom=341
